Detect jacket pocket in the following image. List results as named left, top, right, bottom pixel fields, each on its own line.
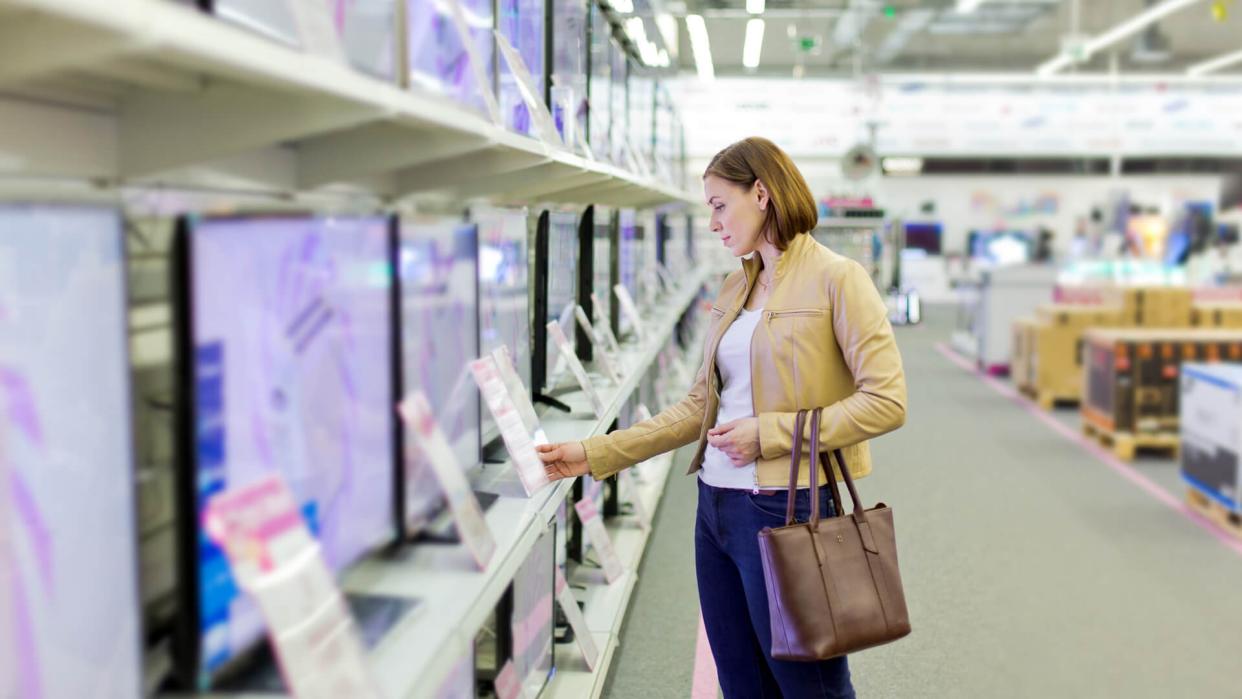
left=764, top=308, right=826, bottom=321
left=710, top=305, right=727, bottom=318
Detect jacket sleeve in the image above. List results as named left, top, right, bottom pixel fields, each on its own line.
left=581, top=356, right=710, bottom=481
left=757, top=260, right=907, bottom=460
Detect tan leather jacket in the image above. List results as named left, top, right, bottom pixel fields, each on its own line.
left=583, top=232, right=907, bottom=488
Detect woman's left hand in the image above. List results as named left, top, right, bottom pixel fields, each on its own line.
left=707, top=417, right=761, bottom=467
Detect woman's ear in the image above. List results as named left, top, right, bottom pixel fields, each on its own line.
left=754, top=179, right=771, bottom=212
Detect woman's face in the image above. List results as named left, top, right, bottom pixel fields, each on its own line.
left=704, top=174, right=769, bottom=258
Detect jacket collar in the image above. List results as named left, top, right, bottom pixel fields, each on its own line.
left=740, top=232, right=816, bottom=283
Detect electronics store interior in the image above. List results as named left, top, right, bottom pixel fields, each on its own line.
left=5, top=1, right=1242, bottom=698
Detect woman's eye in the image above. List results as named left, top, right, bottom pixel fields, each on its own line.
left=714, top=205, right=724, bottom=212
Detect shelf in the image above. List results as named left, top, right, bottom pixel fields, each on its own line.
left=320, top=269, right=710, bottom=699
left=0, top=0, right=695, bottom=207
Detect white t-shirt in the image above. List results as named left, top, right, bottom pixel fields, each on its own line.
left=699, top=307, right=775, bottom=490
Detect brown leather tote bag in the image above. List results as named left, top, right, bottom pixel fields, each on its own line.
left=757, top=408, right=911, bottom=661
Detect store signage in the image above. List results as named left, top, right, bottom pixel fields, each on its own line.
left=397, top=391, right=497, bottom=570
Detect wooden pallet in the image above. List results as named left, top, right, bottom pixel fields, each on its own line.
left=1018, top=384, right=1079, bottom=411
left=1186, top=488, right=1242, bottom=541
left=1081, top=421, right=1179, bottom=461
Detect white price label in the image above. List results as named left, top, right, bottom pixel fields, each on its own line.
left=618, top=469, right=651, bottom=531
left=590, top=292, right=624, bottom=357
left=574, top=305, right=623, bottom=385
left=614, top=284, right=647, bottom=341
left=548, top=320, right=606, bottom=418
left=471, top=357, right=550, bottom=496
left=492, top=346, right=542, bottom=435
left=574, top=496, right=625, bottom=584
left=555, top=568, right=600, bottom=671
left=398, top=392, right=496, bottom=570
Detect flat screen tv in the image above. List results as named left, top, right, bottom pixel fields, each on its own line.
left=173, top=213, right=398, bottom=687
left=0, top=204, right=143, bottom=699
left=498, top=0, right=547, bottom=136
left=531, top=210, right=580, bottom=401
left=406, top=0, right=496, bottom=115
left=397, top=218, right=482, bottom=535
left=474, top=208, right=532, bottom=440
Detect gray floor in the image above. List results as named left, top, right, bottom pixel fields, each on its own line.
left=605, top=306, right=1242, bottom=698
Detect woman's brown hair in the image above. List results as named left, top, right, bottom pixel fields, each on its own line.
left=703, top=137, right=818, bottom=250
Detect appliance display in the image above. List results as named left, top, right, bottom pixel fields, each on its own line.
left=617, top=208, right=640, bottom=337
left=608, top=36, right=627, bottom=165
left=587, top=2, right=612, bottom=161
left=498, top=0, right=547, bottom=136
left=205, top=0, right=397, bottom=78
left=176, top=214, right=397, bottom=686
left=475, top=208, right=532, bottom=438
left=904, top=222, right=943, bottom=255
left=533, top=211, right=581, bottom=394
left=551, top=0, right=589, bottom=146
left=593, top=206, right=618, bottom=338
left=406, top=0, right=496, bottom=115
left=398, top=219, right=481, bottom=535
left=0, top=205, right=143, bottom=699
left=512, top=521, right=555, bottom=697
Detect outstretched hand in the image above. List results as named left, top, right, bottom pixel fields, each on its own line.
left=536, top=441, right=590, bottom=481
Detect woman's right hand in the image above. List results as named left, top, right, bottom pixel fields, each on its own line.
left=536, top=441, right=590, bottom=481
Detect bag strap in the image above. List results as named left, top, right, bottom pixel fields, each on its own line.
left=784, top=409, right=808, bottom=525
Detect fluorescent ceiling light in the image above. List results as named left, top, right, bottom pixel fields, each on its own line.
left=655, top=14, right=680, bottom=58
left=686, top=15, right=716, bottom=81
left=1188, top=48, right=1242, bottom=76
left=747, top=0, right=765, bottom=14
left=744, top=19, right=766, bottom=69
left=1035, top=0, right=1205, bottom=75
left=956, top=0, right=986, bottom=13
left=883, top=157, right=924, bottom=175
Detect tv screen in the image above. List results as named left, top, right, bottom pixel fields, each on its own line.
left=498, top=0, right=547, bottom=136
left=512, top=521, right=555, bottom=697
left=544, top=211, right=579, bottom=382
left=617, top=209, right=640, bottom=337
left=177, top=214, right=396, bottom=684
left=475, top=208, right=531, bottom=437
left=551, top=0, right=589, bottom=143
left=406, top=0, right=496, bottom=115
left=904, top=222, right=943, bottom=255
left=0, top=205, right=143, bottom=699
left=588, top=2, right=612, bottom=161
left=608, top=37, right=627, bottom=165
left=593, top=207, right=617, bottom=337
left=398, top=219, right=481, bottom=534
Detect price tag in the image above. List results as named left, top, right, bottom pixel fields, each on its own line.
left=492, top=346, right=542, bottom=438
left=590, top=292, right=623, bottom=357
left=547, top=321, right=606, bottom=419
left=574, top=496, right=624, bottom=584
left=573, top=305, right=622, bottom=385
left=397, top=392, right=496, bottom=570
left=555, top=568, right=600, bottom=671
left=494, top=32, right=564, bottom=147
left=618, top=469, right=651, bottom=531
left=494, top=660, right=525, bottom=699
left=655, top=263, right=677, bottom=294
left=444, top=0, right=502, bottom=124
left=202, top=476, right=380, bottom=699
left=613, top=284, right=647, bottom=341
left=471, top=357, right=550, bottom=496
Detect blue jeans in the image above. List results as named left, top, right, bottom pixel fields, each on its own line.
left=695, top=478, right=856, bottom=699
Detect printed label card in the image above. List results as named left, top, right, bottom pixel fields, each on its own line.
left=590, top=291, right=624, bottom=357
left=444, top=0, right=502, bottom=124
left=494, top=660, right=526, bottom=699
left=202, top=475, right=380, bottom=699
left=555, top=567, right=600, bottom=670
left=494, top=32, right=564, bottom=148
left=471, top=357, right=551, bottom=496
left=573, top=496, right=625, bottom=583
left=491, top=346, right=544, bottom=440
left=397, top=392, right=497, bottom=570
left=547, top=320, right=607, bottom=419
left=618, top=469, right=651, bottom=531
left=574, top=305, right=623, bottom=385
left=613, top=284, right=647, bottom=341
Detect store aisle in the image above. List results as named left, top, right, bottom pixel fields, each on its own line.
left=608, top=307, right=1242, bottom=698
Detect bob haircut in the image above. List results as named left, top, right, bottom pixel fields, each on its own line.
left=703, top=137, right=818, bottom=251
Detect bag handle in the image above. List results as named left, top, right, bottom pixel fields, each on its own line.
left=784, top=409, right=808, bottom=525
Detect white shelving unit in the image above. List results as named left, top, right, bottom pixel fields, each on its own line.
left=324, top=270, right=711, bottom=699
left=0, top=0, right=694, bottom=207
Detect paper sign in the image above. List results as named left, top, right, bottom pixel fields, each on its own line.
left=613, top=284, right=647, bottom=341
left=574, top=496, right=624, bottom=584
left=494, top=660, right=525, bottom=699
left=618, top=469, right=651, bottom=531
left=655, top=263, right=677, bottom=294
left=547, top=321, right=606, bottom=418
left=290, top=2, right=347, bottom=64
left=445, top=0, right=502, bottom=125
left=574, top=305, right=622, bottom=385
left=202, top=476, right=380, bottom=699
left=471, top=357, right=551, bottom=496
left=398, top=392, right=496, bottom=570
left=494, top=32, right=564, bottom=147
left=555, top=568, right=600, bottom=671
left=590, top=292, right=623, bottom=357
left=492, top=346, right=543, bottom=438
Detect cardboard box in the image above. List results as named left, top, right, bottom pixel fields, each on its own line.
left=1083, top=329, right=1242, bottom=435
left=1118, top=287, right=1193, bottom=328
left=1180, top=363, right=1242, bottom=512
left=1035, top=304, right=1126, bottom=329
left=1191, top=303, right=1242, bottom=329
left=1030, top=323, right=1088, bottom=403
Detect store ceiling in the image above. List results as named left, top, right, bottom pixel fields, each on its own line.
left=665, top=0, right=1242, bottom=76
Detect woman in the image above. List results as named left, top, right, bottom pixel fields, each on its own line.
left=537, top=137, right=907, bottom=698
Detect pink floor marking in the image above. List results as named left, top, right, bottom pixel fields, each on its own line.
left=691, top=613, right=719, bottom=699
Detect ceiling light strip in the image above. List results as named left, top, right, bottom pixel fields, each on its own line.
left=686, top=15, right=716, bottom=81
left=743, top=18, right=765, bottom=69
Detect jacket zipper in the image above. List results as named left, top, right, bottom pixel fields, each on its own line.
left=750, top=316, right=760, bottom=495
